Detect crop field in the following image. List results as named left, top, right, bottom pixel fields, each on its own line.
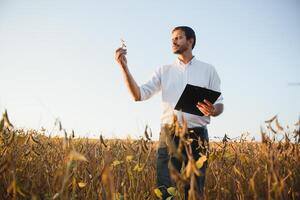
left=0, top=111, right=299, bottom=200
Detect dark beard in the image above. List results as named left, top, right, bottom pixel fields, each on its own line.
left=173, top=45, right=188, bottom=54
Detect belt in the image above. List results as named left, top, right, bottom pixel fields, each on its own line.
left=188, top=126, right=207, bottom=131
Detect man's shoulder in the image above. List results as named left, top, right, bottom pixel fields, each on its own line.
left=159, top=63, right=176, bottom=72
left=193, top=59, right=215, bottom=70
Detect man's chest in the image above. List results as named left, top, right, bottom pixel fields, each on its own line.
left=162, top=67, right=210, bottom=91
left=161, top=66, right=211, bottom=103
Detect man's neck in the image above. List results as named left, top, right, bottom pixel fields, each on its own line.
left=177, top=51, right=194, bottom=64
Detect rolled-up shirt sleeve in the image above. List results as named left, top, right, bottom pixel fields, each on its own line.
left=139, top=67, right=162, bottom=101
left=209, top=66, right=224, bottom=105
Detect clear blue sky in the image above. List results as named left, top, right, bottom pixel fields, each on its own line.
left=0, top=0, right=299, bottom=140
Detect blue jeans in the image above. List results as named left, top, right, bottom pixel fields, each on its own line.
left=156, top=126, right=209, bottom=199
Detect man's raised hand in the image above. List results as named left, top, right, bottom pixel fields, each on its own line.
left=115, top=47, right=128, bottom=69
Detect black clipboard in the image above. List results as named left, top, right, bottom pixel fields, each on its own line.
left=174, top=84, right=221, bottom=116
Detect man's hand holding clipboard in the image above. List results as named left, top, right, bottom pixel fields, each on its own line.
left=174, top=84, right=222, bottom=117
left=197, top=99, right=216, bottom=116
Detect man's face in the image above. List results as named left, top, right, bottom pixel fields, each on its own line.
left=171, top=30, right=192, bottom=54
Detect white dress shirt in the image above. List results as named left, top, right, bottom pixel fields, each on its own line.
left=139, top=57, right=223, bottom=128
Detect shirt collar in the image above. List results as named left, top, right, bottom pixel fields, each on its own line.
left=176, top=56, right=196, bottom=66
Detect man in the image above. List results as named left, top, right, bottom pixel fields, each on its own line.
left=115, top=26, right=224, bottom=199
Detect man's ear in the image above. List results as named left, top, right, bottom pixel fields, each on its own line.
left=188, top=38, right=194, bottom=48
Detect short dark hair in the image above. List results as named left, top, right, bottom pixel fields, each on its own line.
left=172, top=26, right=196, bottom=49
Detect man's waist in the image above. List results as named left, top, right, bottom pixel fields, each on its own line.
left=160, top=124, right=207, bottom=131
left=160, top=111, right=210, bottom=127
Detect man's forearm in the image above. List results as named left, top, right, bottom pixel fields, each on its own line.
left=115, top=48, right=141, bottom=101
left=121, top=67, right=141, bottom=101
left=212, top=103, right=224, bottom=117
